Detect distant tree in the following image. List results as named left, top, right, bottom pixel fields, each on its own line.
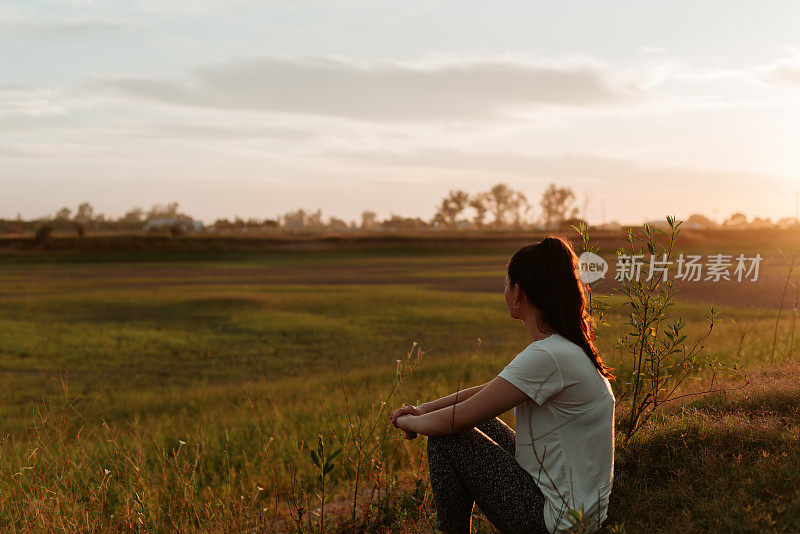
left=381, top=215, right=428, bottom=232
left=169, top=224, right=184, bottom=237
left=75, top=202, right=95, bottom=223
left=539, top=183, right=578, bottom=230
left=360, top=211, right=378, bottom=231
left=686, top=213, right=717, bottom=229
left=147, top=202, right=180, bottom=221
left=72, top=221, right=86, bottom=238
left=35, top=224, right=53, bottom=245
left=484, top=183, right=529, bottom=228
left=434, top=189, right=470, bottom=227
left=120, top=207, right=145, bottom=225
left=306, top=209, right=323, bottom=231
left=264, top=219, right=279, bottom=231
left=750, top=217, right=773, bottom=229
left=328, top=217, right=349, bottom=232
left=469, top=193, right=489, bottom=227
left=55, top=207, right=72, bottom=221
left=281, top=209, right=307, bottom=231
left=723, top=212, right=747, bottom=226
left=509, top=190, right=531, bottom=229
left=213, top=218, right=234, bottom=232
left=485, top=183, right=515, bottom=227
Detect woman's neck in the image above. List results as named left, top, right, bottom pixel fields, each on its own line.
left=523, top=316, right=555, bottom=342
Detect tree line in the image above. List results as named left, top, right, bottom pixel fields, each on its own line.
left=275, top=182, right=586, bottom=233
left=2, top=182, right=585, bottom=236
left=432, top=182, right=581, bottom=229
left=0, top=202, right=197, bottom=238
left=3, top=181, right=795, bottom=237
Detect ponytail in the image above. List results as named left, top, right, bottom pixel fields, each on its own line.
left=507, top=235, right=615, bottom=380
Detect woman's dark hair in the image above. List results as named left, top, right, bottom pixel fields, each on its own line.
left=507, top=235, right=615, bottom=379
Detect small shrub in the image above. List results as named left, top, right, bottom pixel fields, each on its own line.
left=34, top=223, right=53, bottom=245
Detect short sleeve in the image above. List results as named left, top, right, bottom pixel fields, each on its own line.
left=498, top=346, right=564, bottom=405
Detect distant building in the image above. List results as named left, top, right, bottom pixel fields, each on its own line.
left=144, top=218, right=174, bottom=231
left=592, top=221, right=622, bottom=231
left=283, top=219, right=305, bottom=231
left=144, top=218, right=203, bottom=232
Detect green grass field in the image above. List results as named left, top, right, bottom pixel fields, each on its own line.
left=0, top=239, right=798, bottom=532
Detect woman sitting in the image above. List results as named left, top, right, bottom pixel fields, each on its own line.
left=391, top=236, right=616, bottom=534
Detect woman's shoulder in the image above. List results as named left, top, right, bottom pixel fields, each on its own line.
left=537, top=334, right=603, bottom=375
left=535, top=333, right=583, bottom=357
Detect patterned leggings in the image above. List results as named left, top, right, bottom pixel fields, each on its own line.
left=426, top=416, right=549, bottom=534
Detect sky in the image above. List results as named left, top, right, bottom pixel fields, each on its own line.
left=2, top=0, right=800, bottom=226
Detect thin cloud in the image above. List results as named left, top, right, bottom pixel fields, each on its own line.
left=0, top=85, right=69, bottom=116
left=758, top=57, right=800, bottom=88
left=0, top=17, right=138, bottom=37
left=0, top=145, right=39, bottom=158
left=638, top=46, right=668, bottom=54
left=322, top=147, right=789, bottom=191
left=94, top=55, right=646, bottom=122
left=137, top=122, right=318, bottom=141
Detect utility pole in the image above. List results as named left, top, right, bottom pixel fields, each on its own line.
left=601, top=199, right=606, bottom=226
left=582, top=192, right=590, bottom=223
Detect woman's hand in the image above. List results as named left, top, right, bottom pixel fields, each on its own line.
left=390, top=404, right=421, bottom=426
left=394, top=414, right=418, bottom=440
left=390, top=404, right=422, bottom=439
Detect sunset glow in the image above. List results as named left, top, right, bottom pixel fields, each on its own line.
left=3, top=1, right=800, bottom=225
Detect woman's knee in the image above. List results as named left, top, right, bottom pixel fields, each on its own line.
left=427, top=429, right=478, bottom=454
left=477, top=417, right=515, bottom=453
left=427, top=433, right=457, bottom=452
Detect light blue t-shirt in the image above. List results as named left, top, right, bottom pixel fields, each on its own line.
left=498, top=333, right=615, bottom=534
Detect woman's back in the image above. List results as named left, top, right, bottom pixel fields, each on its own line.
left=498, top=332, right=615, bottom=534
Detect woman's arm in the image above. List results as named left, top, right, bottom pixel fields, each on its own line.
left=416, top=382, right=487, bottom=414
left=397, top=376, right=528, bottom=437
left=389, top=383, right=488, bottom=437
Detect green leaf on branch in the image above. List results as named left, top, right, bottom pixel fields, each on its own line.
left=327, top=448, right=342, bottom=463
